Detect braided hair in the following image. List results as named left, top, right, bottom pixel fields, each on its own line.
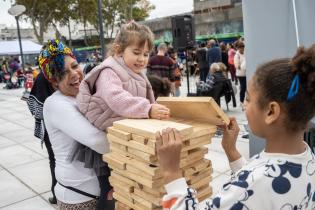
left=253, top=44, right=315, bottom=131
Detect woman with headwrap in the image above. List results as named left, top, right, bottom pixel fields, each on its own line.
left=38, top=40, right=110, bottom=210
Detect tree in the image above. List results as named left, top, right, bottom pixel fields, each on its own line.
left=15, top=0, right=77, bottom=44
left=73, top=0, right=97, bottom=46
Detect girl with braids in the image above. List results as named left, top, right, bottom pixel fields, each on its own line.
left=42, top=40, right=110, bottom=210
left=156, top=45, right=315, bottom=210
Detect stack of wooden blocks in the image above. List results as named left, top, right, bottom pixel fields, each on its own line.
left=103, top=97, right=230, bottom=210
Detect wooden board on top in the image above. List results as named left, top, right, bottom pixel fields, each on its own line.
left=113, top=119, right=193, bottom=139
left=157, top=97, right=230, bottom=125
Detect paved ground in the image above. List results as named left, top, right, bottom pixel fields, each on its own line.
left=0, top=78, right=249, bottom=210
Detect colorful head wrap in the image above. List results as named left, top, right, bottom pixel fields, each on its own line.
left=38, top=39, right=75, bottom=81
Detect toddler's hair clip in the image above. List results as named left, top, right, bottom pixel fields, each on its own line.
left=287, top=74, right=300, bottom=101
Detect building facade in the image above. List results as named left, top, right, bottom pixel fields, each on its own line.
left=142, top=0, right=243, bottom=44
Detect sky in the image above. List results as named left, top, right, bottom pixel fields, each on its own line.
left=0, top=0, right=194, bottom=28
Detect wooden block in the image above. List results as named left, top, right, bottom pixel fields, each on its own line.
left=115, top=201, right=133, bottom=210
left=127, top=147, right=157, bottom=163
left=134, top=183, right=165, bottom=197
left=187, top=168, right=212, bottom=185
left=126, top=165, right=158, bottom=180
left=110, top=141, right=128, bottom=152
left=156, top=97, right=230, bottom=125
left=108, top=134, right=156, bottom=155
left=109, top=176, right=134, bottom=193
left=131, top=193, right=159, bottom=209
left=125, top=157, right=161, bottom=177
left=183, top=159, right=211, bottom=177
left=111, top=171, right=136, bottom=186
left=191, top=175, right=212, bottom=189
left=132, top=133, right=156, bottom=148
left=184, top=135, right=212, bottom=146
left=115, top=168, right=163, bottom=188
left=108, top=127, right=132, bottom=141
left=182, top=139, right=211, bottom=152
left=113, top=192, right=134, bottom=207
left=197, top=186, right=213, bottom=202
left=180, top=153, right=204, bottom=168
left=103, top=153, right=130, bottom=170
left=113, top=119, right=193, bottom=139
left=133, top=188, right=161, bottom=206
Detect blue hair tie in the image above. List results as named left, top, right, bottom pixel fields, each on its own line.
left=287, top=74, right=300, bottom=101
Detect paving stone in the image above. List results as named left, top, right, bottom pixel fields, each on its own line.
left=0, top=196, right=56, bottom=210
left=0, top=170, right=36, bottom=208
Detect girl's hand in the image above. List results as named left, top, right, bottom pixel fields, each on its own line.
left=156, top=128, right=183, bottom=184
left=150, top=104, right=170, bottom=120
left=218, top=117, right=241, bottom=162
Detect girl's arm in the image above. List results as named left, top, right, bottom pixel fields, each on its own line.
left=44, top=97, right=108, bottom=154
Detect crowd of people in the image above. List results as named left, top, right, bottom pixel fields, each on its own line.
left=23, top=20, right=315, bottom=210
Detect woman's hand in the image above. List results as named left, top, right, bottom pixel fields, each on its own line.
left=150, top=104, right=170, bottom=120
left=156, top=128, right=183, bottom=184
left=218, top=117, right=241, bottom=162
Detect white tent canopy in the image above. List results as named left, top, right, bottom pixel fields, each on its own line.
left=0, top=40, right=42, bottom=56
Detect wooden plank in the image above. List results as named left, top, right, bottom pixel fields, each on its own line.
left=113, top=192, right=134, bottom=207
left=115, top=168, right=163, bottom=189
left=109, top=176, right=134, bottom=193
left=108, top=127, right=132, bottom=141
left=157, top=97, right=230, bottom=125
left=133, top=188, right=161, bottom=206
left=131, top=193, right=158, bottom=209
left=187, top=168, right=212, bottom=185
left=182, top=139, right=211, bottom=152
left=108, top=134, right=156, bottom=155
left=184, top=135, right=212, bottom=146
left=111, top=171, right=136, bottom=186
left=126, top=165, right=159, bottom=180
left=113, top=119, right=193, bottom=139
left=103, top=153, right=130, bottom=170
left=197, top=186, right=212, bottom=202
left=191, top=175, right=212, bottom=189
left=127, top=147, right=157, bottom=163
left=125, top=158, right=161, bottom=177
left=110, top=141, right=128, bottom=152
left=132, top=133, right=156, bottom=148
left=134, top=183, right=165, bottom=197
left=115, top=201, right=133, bottom=210
left=183, top=159, right=212, bottom=177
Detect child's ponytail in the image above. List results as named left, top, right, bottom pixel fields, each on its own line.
left=291, top=44, right=315, bottom=100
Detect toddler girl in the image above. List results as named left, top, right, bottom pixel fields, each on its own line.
left=74, top=21, right=170, bottom=209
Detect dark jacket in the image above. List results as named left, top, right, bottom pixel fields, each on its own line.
left=196, top=48, right=208, bottom=69
left=206, top=47, right=222, bottom=67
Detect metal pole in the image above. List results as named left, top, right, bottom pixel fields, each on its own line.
left=68, top=19, right=72, bottom=48
left=15, top=16, right=25, bottom=71
left=292, top=0, right=300, bottom=47
left=97, top=0, right=106, bottom=60
left=186, top=49, right=190, bottom=95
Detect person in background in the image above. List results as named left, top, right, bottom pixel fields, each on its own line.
left=228, top=43, right=237, bottom=85
left=147, top=42, right=176, bottom=94
left=147, top=75, right=172, bottom=99
left=220, top=42, right=229, bottom=76
left=156, top=44, right=315, bottom=210
left=196, top=42, right=209, bottom=82
left=206, top=39, right=222, bottom=71
left=234, top=41, right=246, bottom=110
left=168, top=48, right=182, bottom=96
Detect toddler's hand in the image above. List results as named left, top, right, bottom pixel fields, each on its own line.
left=150, top=104, right=170, bottom=120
